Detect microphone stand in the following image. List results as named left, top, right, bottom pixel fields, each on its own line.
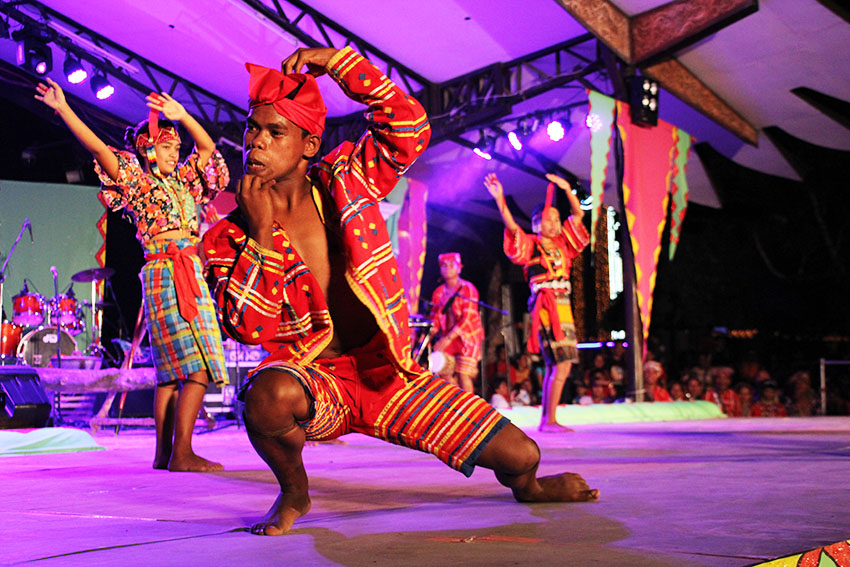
left=0, top=219, right=33, bottom=327
left=50, top=267, right=61, bottom=368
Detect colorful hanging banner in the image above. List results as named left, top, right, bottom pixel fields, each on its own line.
left=668, top=128, right=692, bottom=261
left=587, top=90, right=617, bottom=252
left=616, top=100, right=677, bottom=352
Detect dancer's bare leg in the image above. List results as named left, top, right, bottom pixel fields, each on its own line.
left=168, top=371, right=223, bottom=472
left=477, top=422, right=598, bottom=502
left=153, top=382, right=178, bottom=469
left=243, top=369, right=313, bottom=536
left=539, top=361, right=572, bottom=432
left=457, top=372, right=475, bottom=394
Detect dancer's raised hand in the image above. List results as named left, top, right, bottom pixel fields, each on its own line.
left=147, top=92, right=187, bottom=122
left=35, top=78, right=68, bottom=112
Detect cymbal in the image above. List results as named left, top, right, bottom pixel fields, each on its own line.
left=71, top=267, right=116, bottom=283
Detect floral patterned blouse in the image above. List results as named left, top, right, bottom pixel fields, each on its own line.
left=94, top=147, right=230, bottom=245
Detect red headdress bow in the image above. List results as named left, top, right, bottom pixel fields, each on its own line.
left=245, top=63, right=327, bottom=137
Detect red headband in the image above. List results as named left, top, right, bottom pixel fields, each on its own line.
left=438, top=253, right=461, bottom=266
left=246, top=63, right=327, bottom=137
left=135, top=107, right=180, bottom=151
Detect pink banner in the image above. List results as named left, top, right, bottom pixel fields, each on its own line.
left=616, top=101, right=677, bottom=352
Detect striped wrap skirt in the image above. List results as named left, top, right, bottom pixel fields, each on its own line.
left=141, top=237, right=228, bottom=386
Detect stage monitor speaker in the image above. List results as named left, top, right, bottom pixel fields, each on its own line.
left=0, top=366, right=52, bottom=429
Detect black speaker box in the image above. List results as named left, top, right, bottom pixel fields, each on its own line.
left=0, top=366, right=52, bottom=429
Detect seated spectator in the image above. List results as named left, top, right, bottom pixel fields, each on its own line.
left=572, top=382, right=591, bottom=405
left=644, top=361, right=671, bottom=402
left=489, top=378, right=511, bottom=409
left=590, top=377, right=614, bottom=404
left=669, top=381, right=686, bottom=401
left=686, top=376, right=705, bottom=401
left=511, top=378, right=536, bottom=406
left=738, top=383, right=755, bottom=417
left=704, top=366, right=742, bottom=416
left=510, top=353, right=533, bottom=384
left=787, top=371, right=818, bottom=416
left=583, top=352, right=609, bottom=386
left=486, top=344, right=509, bottom=381
left=608, top=362, right=627, bottom=399
left=752, top=380, right=788, bottom=417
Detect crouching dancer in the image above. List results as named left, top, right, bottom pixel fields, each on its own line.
left=203, top=46, right=599, bottom=536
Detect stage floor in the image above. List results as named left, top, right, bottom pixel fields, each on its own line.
left=2, top=416, right=849, bottom=566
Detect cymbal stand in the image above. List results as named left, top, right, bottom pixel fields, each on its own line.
left=86, top=280, right=104, bottom=357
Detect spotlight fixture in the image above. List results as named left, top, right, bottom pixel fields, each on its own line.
left=473, top=147, right=492, bottom=160
left=546, top=120, right=565, bottom=142
left=628, top=75, right=659, bottom=126
left=90, top=70, right=114, bottom=100
left=15, top=32, right=52, bottom=75
left=63, top=52, right=87, bottom=84
left=585, top=113, right=603, bottom=133
left=472, top=129, right=494, bottom=160
left=507, top=130, right=523, bottom=151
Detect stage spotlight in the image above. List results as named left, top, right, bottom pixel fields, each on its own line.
left=628, top=75, right=659, bottom=126
left=585, top=113, right=603, bottom=132
left=507, top=130, right=523, bottom=151
left=63, top=53, right=87, bottom=84
left=90, top=70, right=114, bottom=100
left=546, top=120, right=565, bottom=142
left=473, top=147, right=492, bottom=160
left=16, top=35, right=52, bottom=75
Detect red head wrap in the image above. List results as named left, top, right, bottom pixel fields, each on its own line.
left=134, top=106, right=181, bottom=152
left=245, top=63, right=327, bottom=137
left=438, top=252, right=462, bottom=266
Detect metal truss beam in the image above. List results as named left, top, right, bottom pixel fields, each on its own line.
left=238, top=0, right=428, bottom=94
left=0, top=1, right=247, bottom=143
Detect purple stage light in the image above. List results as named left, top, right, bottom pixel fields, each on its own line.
left=586, top=113, right=603, bottom=132
left=91, top=71, right=114, bottom=100
left=64, top=54, right=87, bottom=84
left=547, top=120, right=565, bottom=141
left=507, top=131, right=522, bottom=151
left=473, top=147, right=492, bottom=160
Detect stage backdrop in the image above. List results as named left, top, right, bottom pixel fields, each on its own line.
left=0, top=179, right=104, bottom=349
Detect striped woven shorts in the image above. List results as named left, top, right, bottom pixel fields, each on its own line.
left=242, top=333, right=508, bottom=477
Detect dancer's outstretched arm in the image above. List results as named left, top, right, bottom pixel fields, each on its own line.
left=35, top=77, right=119, bottom=181
left=484, top=173, right=521, bottom=234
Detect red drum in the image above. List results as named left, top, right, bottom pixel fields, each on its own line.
left=12, top=292, right=45, bottom=326
left=1, top=322, right=22, bottom=360
left=49, top=294, right=85, bottom=335
left=16, top=327, right=77, bottom=367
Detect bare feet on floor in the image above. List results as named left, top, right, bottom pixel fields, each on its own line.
left=515, top=472, right=600, bottom=503
left=537, top=422, right=575, bottom=433
left=251, top=491, right=312, bottom=536
left=167, top=452, right=224, bottom=472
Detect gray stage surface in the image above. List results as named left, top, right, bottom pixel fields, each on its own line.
left=2, top=417, right=848, bottom=566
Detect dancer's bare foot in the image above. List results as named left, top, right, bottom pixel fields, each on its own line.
left=168, top=451, right=224, bottom=472
left=250, top=491, right=312, bottom=536
left=153, top=455, right=170, bottom=470
left=537, top=422, right=574, bottom=433
left=514, top=472, right=599, bottom=503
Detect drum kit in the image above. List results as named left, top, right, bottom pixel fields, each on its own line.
left=1, top=267, right=114, bottom=367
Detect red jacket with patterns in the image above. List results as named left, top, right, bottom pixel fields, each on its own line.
left=202, top=47, right=431, bottom=374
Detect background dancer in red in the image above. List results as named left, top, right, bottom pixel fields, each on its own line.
left=203, top=46, right=598, bottom=536
left=428, top=252, right=484, bottom=393
left=35, top=79, right=229, bottom=472
left=485, top=172, right=589, bottom=432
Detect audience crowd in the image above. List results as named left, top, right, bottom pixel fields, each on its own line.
left=481, top=337, right=850, bottom=417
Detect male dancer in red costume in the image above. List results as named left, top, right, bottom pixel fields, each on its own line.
left=428, top=252, right=484, bottom=393
left=204, top=46, right=598, bottom=536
